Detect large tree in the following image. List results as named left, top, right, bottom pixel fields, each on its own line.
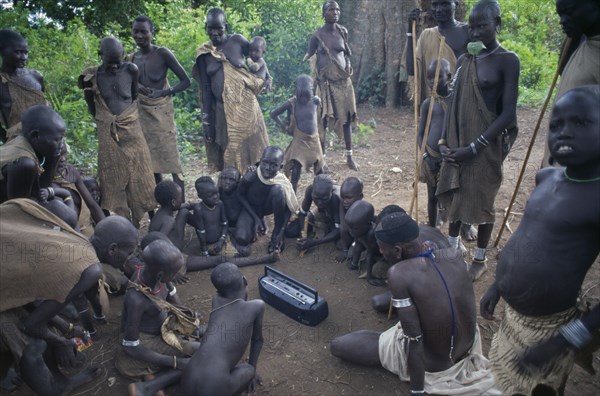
left=339, top=0, right=466, bottom=108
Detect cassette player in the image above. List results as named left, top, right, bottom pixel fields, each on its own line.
left=258, top=266, right=328, bottom=326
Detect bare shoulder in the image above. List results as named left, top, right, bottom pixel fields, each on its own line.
left=535, top=167, right=560, bottom=186
left=230, top=33, right=249, bottom=44
left=498, top=48, right=520, bottom=65
left=336, top=24, right=348, bottom=36
left=124, top=62, right=139, bottom=75
left=246, top=299, right=266, bottom=314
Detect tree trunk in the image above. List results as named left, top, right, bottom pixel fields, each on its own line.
left=339, top=0, right=466, bottom=108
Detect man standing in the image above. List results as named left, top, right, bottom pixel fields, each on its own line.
left=542, top=0, right=600, bottom=167
left=405, top=0, right=469, bottom=110
left=194, top=8, right=269, bottom=173
left=305, top=0, right=359, bottom=171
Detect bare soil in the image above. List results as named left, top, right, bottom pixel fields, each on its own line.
left=3, top=104, right=598, bottom=396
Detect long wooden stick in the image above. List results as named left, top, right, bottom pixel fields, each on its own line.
left=411, top=20, right=419, bottom=221
left=410, top=37, right=445, bottom=219
left=494, top=37, right=573, bottom=247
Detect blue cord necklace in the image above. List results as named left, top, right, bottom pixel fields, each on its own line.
left=417, top=248, right=456, bottom=363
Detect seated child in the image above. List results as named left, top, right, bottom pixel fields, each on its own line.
left=247, top=36, right=272, bottom=91
left=82, top=176, right=111, bottom=218
left=271, top=74, right=324, bottom=192
left=345, top=200, right=386, bottom=286
left=337, top=176, right=364, bottom=260
left=218, top=167, right=253, bottom=256
left=418, top=58, right=452, bottom=228
left=149, top=180, right=191, bottom=250
left=192, top=176, right=228, bottom=256
left=181, top=262, right=265, bottom=396
left=291, top=174, right=341, bottom=253
left=118, top=240, right=201, bottom=394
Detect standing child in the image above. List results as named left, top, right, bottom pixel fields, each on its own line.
left=480, top=85, right=600, bottom=395
left=418, top=58, right=452, bottom=228
left=271, top=74, right=324, bottom=192
left=149, top=180, right=191, bottom=250
left=192, top=176, right=228, bottom=256
left=247, top=36, right=272, bottom=92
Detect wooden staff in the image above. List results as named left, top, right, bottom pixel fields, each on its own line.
left=298, top=214, right=310, bottom=258
left=494, top=37, right=573, bottom=247
left=409, top=37, right=445, bottom=219
left=411, top=20, right=420, bottom=221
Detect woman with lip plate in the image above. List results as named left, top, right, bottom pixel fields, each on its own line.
left=436, top=0, right=520, bottom=282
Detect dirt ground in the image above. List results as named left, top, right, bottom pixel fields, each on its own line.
left=3, top=104, right=599, bottom=396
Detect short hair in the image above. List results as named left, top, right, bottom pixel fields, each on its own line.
left=211, top=262, right=243, bottom=294
left=313, top=174, right=333, bottom=189
left=195, top=176, right=216, bottom=193
left=90, top=216, right=137, bottom=251
left=140, top=231, right=171, bottom=250
left=560, top=84, right=600, bottom=102
left=428, top=58, right=451, bottom=73
left=345, top=200, right=375, bottom=224
left=472, top=0, right=501, bottom=21
left=220, top=166, right=240, bottom=180
left=21, top=105, right=63, bottom=134
left=206, top=7, right=226, bottom=24
left=0, top=29, right=25, bottom=51
left=250, top=36, right=266, bottom=51
left=134, top=15, right=154, bottom=33
left=341, top=176, right=363, bottom=193
left=143, top=239, right=182, bottom=271
left=322, top=0, right=338, bottom=15
left=261, top=145, right=284, bottom=161
left=154, top=180, right=180, bottom=206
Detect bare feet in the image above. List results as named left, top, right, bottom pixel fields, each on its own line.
left=367, top=277, right=387, bottom=287
left=347, top=156, right=359, bottom=171
left=469, top=260, right=487, bottom=281
left=0, top=368, right=22, bottom=392
left=61, top=367, right=102, bottom=395
left=460, top=224, right=478, bottom=241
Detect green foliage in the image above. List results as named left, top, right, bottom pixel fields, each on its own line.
left=1, top=0, right=325, bottom=172
left=356, top=69, right=386, bottom=106
left=466, top=0, right=563, bottom=106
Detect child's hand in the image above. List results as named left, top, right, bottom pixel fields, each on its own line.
left=296, top=237, right=313, bottom=252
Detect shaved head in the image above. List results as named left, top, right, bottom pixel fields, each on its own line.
left=99, top=36, right=123, bottom=58
left=143, top=239, right=183, bottom=274
left=211, top=262, right=244, bottom=296
left=91, top=216, right=137, bottom=252
left=345, top=200, right=374, bottom=225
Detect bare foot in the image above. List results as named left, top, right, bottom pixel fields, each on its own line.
left=469, top=260, right=487, bottom=282
left=367, top=278, right=387, bottom=287
left=347, top=156, right=359, bottom=171
left=61, top=367, right=102, bottom=395
left=265, top=251, right=280, bottom=263
left=0, top=368, right=22, bottom=392
left=460, top=224, right=478, bottom=241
